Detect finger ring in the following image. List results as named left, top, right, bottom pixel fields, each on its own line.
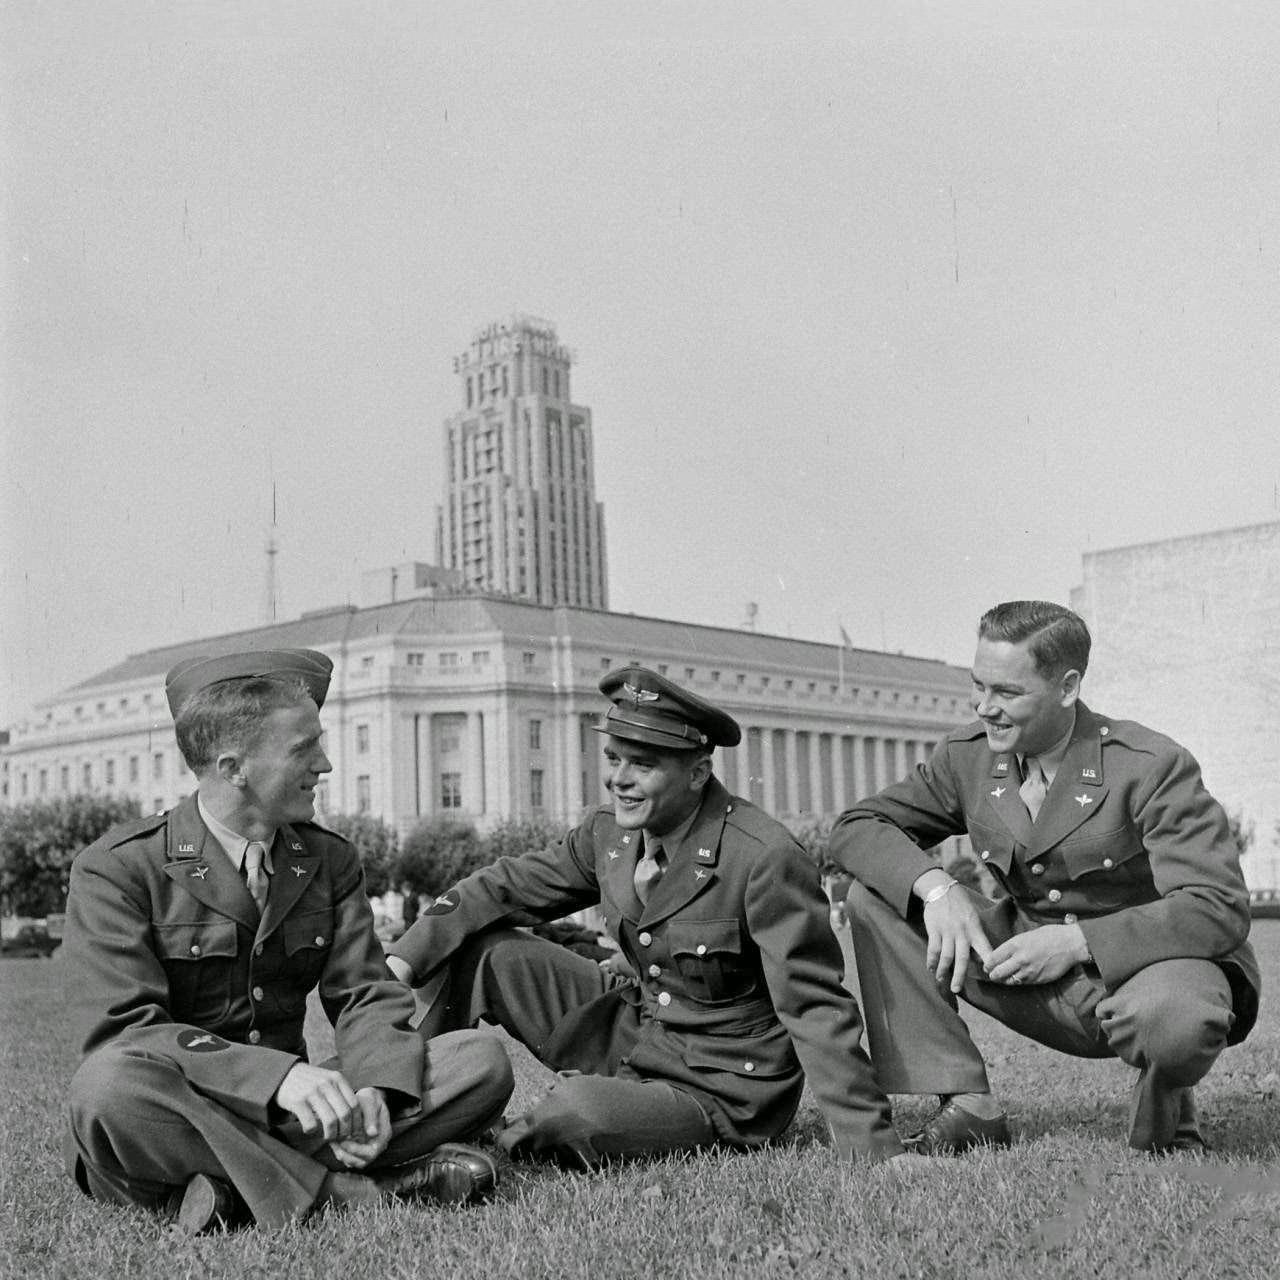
left=1008, top=975, right=1022, bottom=985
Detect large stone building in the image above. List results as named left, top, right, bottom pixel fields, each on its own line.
left=0, top=575, right=971, bottom=834
left=438, top=316, right=608, bottom=610
left=1071, top=521, right=1280, bottom=890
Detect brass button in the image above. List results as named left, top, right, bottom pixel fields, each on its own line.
left=647, top=964, right=661, bottom=978
left=314, top=935, right=325, bottom=946
left=1048, top=889, right=1062, bottom=903
left=247, top=1030, right=261, bottom=1045
left=1102, top=858, right=1114, bottom=869
left=638, top=932, right=652, bottom=946
left=252, top=986, right=264, bottom=1001
left=743, top=1061, right=755, bottom=1073
left=1030, top=863, right=1045, bottom=876
left=189, top=944, right=201, bottom=956
left=657, top=992, right=671, bottom=1007
left=696, top=944, right=707, bottom=956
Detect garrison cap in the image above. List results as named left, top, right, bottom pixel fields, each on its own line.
left=595, top=664, right=741, bottom=751
left=165, top=648, right=333, bottom=719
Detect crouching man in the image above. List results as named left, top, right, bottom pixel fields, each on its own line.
left=63, top=649, right=513, bottom=1231
left=386, top=665, right=905, bottom=1168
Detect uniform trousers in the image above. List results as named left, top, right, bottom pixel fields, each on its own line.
left=418, top=928, right=715, bottom=1168
left=67, top=1029, right=513, bottom=1228
left=846, top=883, right=1236, bottom=1149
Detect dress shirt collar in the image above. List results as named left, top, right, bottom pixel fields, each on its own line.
left=196, top=793, right=276, bottom=874
left=1019, top=708, right=1078, bottom=787
left=643, top=800, right=702, bottom=860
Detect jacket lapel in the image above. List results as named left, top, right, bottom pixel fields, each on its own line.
left=258, top=825, right=320, bottom=937
left=600, top=827, right=644, bottom=921
left=1026, top=705, right=1109, bottom=857
left=161, top=795, right=259, bottom=933
left=982, top=752, right=1034, bottom=847
left=638, top=780, right=729, bottom=928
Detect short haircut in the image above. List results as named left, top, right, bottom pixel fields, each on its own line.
left=977, top=601, right=1091, bottom=679
left=174, top=676, right=315, bottom=774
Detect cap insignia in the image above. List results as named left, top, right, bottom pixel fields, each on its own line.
left=623, top=682, right=660, bottom=706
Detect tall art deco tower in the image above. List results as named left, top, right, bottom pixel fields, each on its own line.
left=437, top=315, right=609, bottom=610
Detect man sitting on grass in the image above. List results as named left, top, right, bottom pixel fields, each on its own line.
left=63, top=648, right=513, bottom=1231
left=386, top=665, right=908, bottom=1168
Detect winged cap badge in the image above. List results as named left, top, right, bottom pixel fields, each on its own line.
left=623, top=682, right=660, bottom=706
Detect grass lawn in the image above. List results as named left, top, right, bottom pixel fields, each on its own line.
left=2, top=923, right=1278, bottom=1279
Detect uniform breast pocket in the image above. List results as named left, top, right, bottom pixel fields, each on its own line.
left=667, top=919, right=757, bottom=1005
left=153, top=919, right=239, bottom=1023
left=1059, top=828, right=1153, bottom=902
left=282, top=910, right=334, bottom=985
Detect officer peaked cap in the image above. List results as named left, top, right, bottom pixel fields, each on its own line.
left=165, top=648, right=333, bottom=719
left=595, top=664, right=741, bottom=751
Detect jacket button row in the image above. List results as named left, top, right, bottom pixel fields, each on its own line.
left=657, top=992, right=671, bottom=1007
left=189, top=944, right=201, bottom=956
left=248, top=1030, right=261, bottom=1045
left=695, top=944, right=707, bottom=956
left=743, top=1061, right=755, bottom=1072
left=647, top=964, right=661, bottom=978
left=1030, top=863, right=1045, bottom=875
left=314, top=935, right=326, bottom=946
left=1102, top=858, right=1114, bottom=869
left=252, top=986, right=264, bottom=1001
left=638, top=932, right=652, bottom=946
left=1048, top=889, right=1062, bottom=903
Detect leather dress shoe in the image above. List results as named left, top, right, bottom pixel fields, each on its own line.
left=171, top=1173, right=236, bottom=1234
left=377, top=1143, right=498, bottom=1206
left=905, top=1100, right=1012, bottom=1155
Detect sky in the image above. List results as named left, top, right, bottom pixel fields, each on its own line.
left=3, top=1, right=1279, bottom=729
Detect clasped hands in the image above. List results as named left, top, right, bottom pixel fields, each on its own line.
left=274, top=1063, right=392, bottom=1168
left=913, top=872, right=1090, bottom=994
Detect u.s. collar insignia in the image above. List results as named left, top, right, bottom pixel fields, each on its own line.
left=190, top=865, right=209, bottom=879
left=696, top=847, right=714, bottom=861
left=622, top=682, right=660, bottom=706
left=621, top=833, right=633, bottom=845
left=695, top=868, right=708, bottom=880
left=991, top=787, right=1006, bottom=798
left=993, top=759, right=1011, bottom=775
left=1075, top=794, right=1093, bottom=808
left=178, top=842, right=195, bottom=854
left=290, top=840, right=303, bottom=852
left=290, top=865, right=307, bottom=877
left=1081, top=768, right=1098, bottom=780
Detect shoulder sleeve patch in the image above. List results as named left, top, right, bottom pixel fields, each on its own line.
left=423, top=893, right=459, bottom=916
left=176, top=1028, right=230, bottom=1053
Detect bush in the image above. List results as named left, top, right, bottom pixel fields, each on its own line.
left=0, top=795, right=142, bottom=916
left=394, top=818, right=487, bottom=901
left=319, top=812, right=399, bottom=896
left=482, top=816, right=568, bottom=862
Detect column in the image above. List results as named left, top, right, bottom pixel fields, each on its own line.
left=783, top=730, right=799, bottom=818
left=467, top=711, right=485, bottom=817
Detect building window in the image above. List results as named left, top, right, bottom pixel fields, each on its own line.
left=529, top=719, right=542, bottom=751
left=38, top=769, right=48, bottom=795
left=82, top=762, right=93, bottom=789
left=441, top=772, right=462, bottom=810
left=440, top=652, right=459, bottom=668
left=600, top=657, right=612, bottom=670
left=153, top=753, right=164, bottom=781
left=105, top=759, right=116, bottom=786
left=523, top=651, right=535, bottom=668
left=20, top=772, right=29, bottom=799
left=356, top=723, right=370, bottom=754
left=360, top=655, right=374, bottom=671
left=129, top=755, right=140, bottom=783
left=406, top=651, right=425, bottom=667
left=530, top=769, right=545, bottom=810
left=760, top=676, right=770, bottom=689
left=356, top=775, right=371, bottom=814
left=711, top=671, right=720, bottom=682
left=685, top=668, right=695, bottom=681
left=153, top=797, right=163, bottom=813
left=472, top=650, right=490, bottom=665
left=657, top=664, right=668, bottom=676
left=60, top=765, right=70, bottom=792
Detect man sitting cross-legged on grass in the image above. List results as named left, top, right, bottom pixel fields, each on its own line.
left=830, top=601, right=1260, bottom=1155
left=63, top=649, right=514, bottom=1232
left=386, top=665, right=907, bottom=1169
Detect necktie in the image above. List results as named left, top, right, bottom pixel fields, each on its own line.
left=634, top=838, right=667, bottom=905
left=244, top=841, right=270, bottom=912
left=1019, top=757, right=1048, bottom=822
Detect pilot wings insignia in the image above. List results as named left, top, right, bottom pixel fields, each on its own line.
left=623, top=683, right=660, bottom=706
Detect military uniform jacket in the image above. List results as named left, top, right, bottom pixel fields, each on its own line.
left=390, top=778, right=901, bottom=1160
left=830, top=703, right=1260, bottom=1041
left=64, top=795, right=424, bottom=1130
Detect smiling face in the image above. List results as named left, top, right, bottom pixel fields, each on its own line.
left=602, top=735, right=710, bottom=836
left=970, top=636, right=1080, bottom=758
left=228, top=697, right=332, bottom=829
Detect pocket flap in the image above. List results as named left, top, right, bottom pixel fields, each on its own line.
left=153, top=919, right=237, bottom=960
left=667, top=918, right=742, bottom=960
left=1060, top=829, right=1145, bottom=880
left=283, top=911, right=333, bottom=955
left=682, top=1024, right=798, bottom=1080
